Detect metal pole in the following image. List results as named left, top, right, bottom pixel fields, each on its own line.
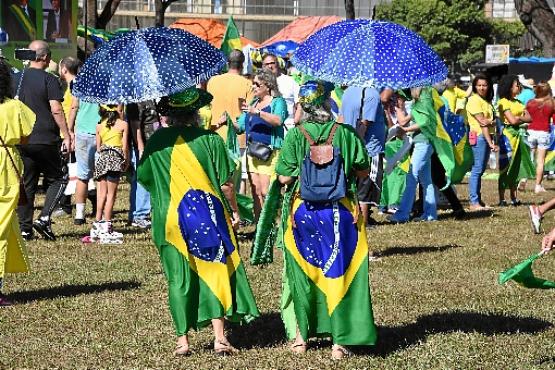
left=84, top=0, right=88, bottom=59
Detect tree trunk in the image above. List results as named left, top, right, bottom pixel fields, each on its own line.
left=97, top=0, right=122, bottom=29
left=514, top=0, right=555, bottom=57
left=85, top=0, right=97, bottom=28
left=345, top=0, right=355, bottom=19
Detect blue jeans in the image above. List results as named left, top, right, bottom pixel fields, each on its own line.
left=128, top=149, right=151, bottom=221
left=395, top=142, right=436, bottom=221
left=75, top=132, right=96, bottom=180
left=468, top=135, right=491, bottom=205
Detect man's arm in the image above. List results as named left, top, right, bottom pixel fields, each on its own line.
left=50, top=100, right=71, bottom=150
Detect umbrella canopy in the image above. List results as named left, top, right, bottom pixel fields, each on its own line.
left=261, top=40, right=299, bottom=58
left=291, top=19, right=448, bottom=89
left=73, top=27, right=226, bottom=104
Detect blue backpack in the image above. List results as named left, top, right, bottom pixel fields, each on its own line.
left=298, top=123, right=347, bottom=203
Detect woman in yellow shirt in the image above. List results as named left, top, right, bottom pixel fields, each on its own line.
left=466, top=74, right=498, bottom=210
left=496, top=75, right=532, bottom=206
left=0, top=60, right=35, bottom=306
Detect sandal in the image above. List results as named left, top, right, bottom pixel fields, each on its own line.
left=290, top=341, right=307, bottom=354
left=331, top=344, right=353, bottom=360
left=214, top=340, right=238, bottom=356
left=174, top=344, right=191, bottom=356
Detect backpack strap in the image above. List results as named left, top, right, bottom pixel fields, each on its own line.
left=298, top=125, right=316, bottom=146
left=325, top=123, right=339, bottom=145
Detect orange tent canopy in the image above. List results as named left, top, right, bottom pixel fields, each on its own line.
left=261, top=16, right=342, bottom=47
left=170, top=18, right=260, bottom=48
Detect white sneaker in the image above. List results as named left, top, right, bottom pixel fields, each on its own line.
left=518, top=179, right=527, bottom=192
left=99, top=232, right=124, bottom=245
left=529, top=205, right=542, bottom=234
left=131, top=219, right=151, bottom=229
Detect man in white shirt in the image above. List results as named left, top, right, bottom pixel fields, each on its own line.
left=262, top=53, right=299, bottom=131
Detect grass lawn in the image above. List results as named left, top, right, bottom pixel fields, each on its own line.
left=1, top=177, right=555, bottom=369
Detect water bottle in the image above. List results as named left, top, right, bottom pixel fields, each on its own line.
left=488, top=152, right=497, bottom=170
left=0, top=28, right=8, bottom=46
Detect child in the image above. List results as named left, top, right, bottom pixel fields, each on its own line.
left=91, top=104, right=128, bottom=244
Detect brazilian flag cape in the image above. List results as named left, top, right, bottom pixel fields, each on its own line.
left=9, top=4, right=36, bottom=40
left=498, top=124, right=535, bottom=189
left=380, top=138, right=409, bottom=208
left=412, top=88, right=457, bottom=188
left=253, top=122, right=377, bottom=345
left=137, top=126, right=259, bottom=333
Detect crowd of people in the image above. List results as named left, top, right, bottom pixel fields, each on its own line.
left=1, top=38, right=555, bottom=359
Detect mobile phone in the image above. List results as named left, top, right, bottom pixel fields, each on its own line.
left=14, top=48, right=37, bottom=61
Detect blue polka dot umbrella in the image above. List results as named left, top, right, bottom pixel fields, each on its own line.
left=291, top=19, right=448, bottom=89
left=73, top=27, right=226, bottom=104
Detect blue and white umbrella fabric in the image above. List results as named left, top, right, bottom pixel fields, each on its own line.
left=73, top=27, right=226, bottom=104
left=291, top=19, right=448, bottom=89
left=262, top=40, right=299, bottom=58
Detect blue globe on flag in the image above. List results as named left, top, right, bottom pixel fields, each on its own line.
left=0, top=28, right=8, bottom=46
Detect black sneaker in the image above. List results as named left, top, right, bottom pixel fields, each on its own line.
left=21, top=231, right=33, bottom=241
left=74, top=218, right=86, bottom=225
left=33, top=219, right=56, bottom=241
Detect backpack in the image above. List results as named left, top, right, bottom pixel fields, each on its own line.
left=298, top=123, right=347, bottom=203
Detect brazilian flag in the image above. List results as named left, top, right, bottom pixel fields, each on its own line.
left=412, top=88, right=456, bottom=188
left=138, top=127, right=259, bottom=333
left=221, top=16, right=242, bottom=57
left=283, top=195, right=378, bottom=345
left=380, top=138, right=409, bottom=208
left=498, top=124, right=535, bottom=189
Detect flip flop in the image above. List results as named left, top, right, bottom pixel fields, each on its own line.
left=174, top=344, right=191, bottom=356
left=331, top=344, right=353, bottom=360
left=214, top=340, right=238, bottom=356
left=290, top=342, right=307, bottom=354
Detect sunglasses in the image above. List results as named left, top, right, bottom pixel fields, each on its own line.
left=263, top=62, right=276, bottom=66
left=253, top=82, right=264, bottom=88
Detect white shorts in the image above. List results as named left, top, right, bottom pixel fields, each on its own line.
left=527, top=129, right=551, bottom=150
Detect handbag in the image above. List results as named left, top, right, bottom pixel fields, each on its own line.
left=247, top=140, right=273, bottom=162
left=0, top=134, right=27, bottom=205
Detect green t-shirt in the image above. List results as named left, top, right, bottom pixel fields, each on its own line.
left=275, top=121, right=370, bottom=181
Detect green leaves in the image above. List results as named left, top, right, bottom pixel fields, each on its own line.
left=375, top=0, right=526, bottom=71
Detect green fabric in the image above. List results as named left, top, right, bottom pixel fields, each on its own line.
left=237, top=97, right=288, bottom=149
left=498, top=126, right=535, bottom=189
left=159, top=244, right=259, bottom=335
left=380, top=139, right=408, bottom=207
left=225, top=113, right=241, bottom=165
left=138, top=127, right=236, bottom=247
left=498, top=253, right=555, bottom=289
left=280, top=262, right=298, bottom=340
left=412, top=87, right=456, bottom=188
left=284, top=245, right=377, bottom=345
left=137, top=126, right=259, bottom=334
left=220, top=16, right=242, bottom=57
left=237, top=193, right=254, bottom=224
left=250, top=179, right=282, bottom=265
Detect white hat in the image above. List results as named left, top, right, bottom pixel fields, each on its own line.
left=518, top=74, right=535, bottom=89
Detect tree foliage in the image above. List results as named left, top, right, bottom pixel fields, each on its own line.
left=374, top=0, right=526, bottom=71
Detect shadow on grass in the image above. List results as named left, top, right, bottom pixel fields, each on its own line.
left=227, top=311, right=286, bottom=349
left=376, top=244, right=462, bottom=258
left=361, top=310, right=552, bottom=357
left=8, top=280, right=142, bottom=304
left=461, top=209, right=495, bottom=220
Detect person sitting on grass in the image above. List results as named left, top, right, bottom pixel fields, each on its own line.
left=90, top=104, right=128, bottom=243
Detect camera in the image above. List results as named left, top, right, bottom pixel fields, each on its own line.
left=14, top=48, right=37, bottom=61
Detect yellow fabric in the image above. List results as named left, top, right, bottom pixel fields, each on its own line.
left=207, top=73, right=253, bottom=146
left=62, top=86, right=72, bottom=123
left=99, top=121, right=123, bottom=148
left=497, top=98, right=524, bottom=126
left=465, top=93, right=494, bottom=136
left=442, top=86, right=467, bottom=112
left=246, top=150, right=279, bottom=176
left=0, top=99, right=35, bottom=278
left=164, top=136, right=242, bottom=312
left=199, top=105, right=212, bottom=130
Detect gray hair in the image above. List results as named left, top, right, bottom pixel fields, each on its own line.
left=255, top=70, right=281, bottom=97
left=300, top=101, right=333, bottom=124
left=166, top=111, right=201, bottom=128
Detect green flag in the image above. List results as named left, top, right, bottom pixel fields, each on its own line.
left=498, top=252, right=555, bottom=289
left=411, top=87, right=456, bottom=189
left=380, top=139, right=409, bottom=208
left=221, top=16, right=242, bottom=57
left=250, top=179, right=283, bottom=265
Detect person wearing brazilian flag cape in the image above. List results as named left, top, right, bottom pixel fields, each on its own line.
left=270, top=80, right=377, bottom=359
left=137, top=88, right=259, bottom=356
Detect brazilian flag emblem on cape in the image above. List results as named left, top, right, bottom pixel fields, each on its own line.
left=138, top=128, right=259, bottom=331
left=283, top=196, right=377, bottom=345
